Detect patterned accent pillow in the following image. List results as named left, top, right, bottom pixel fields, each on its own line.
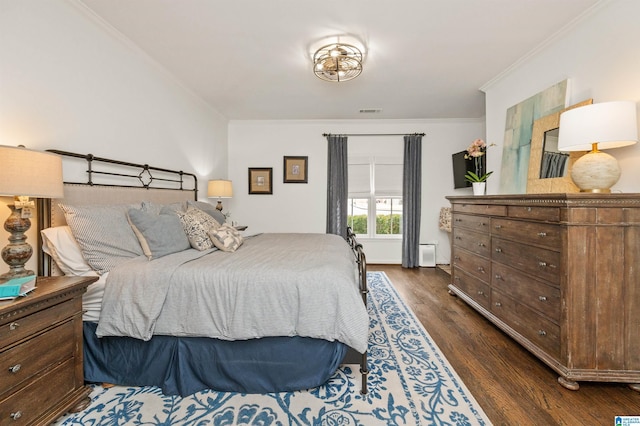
left=60, top=203, right=144, bottom=275
left=208, top=224, right=244, bottom=252
left=187, top=200, right=226, bottom=225
left=176, top=206, right=221, bottom=250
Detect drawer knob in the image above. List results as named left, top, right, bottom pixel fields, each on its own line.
left=10, top=411, right=22, bottom=420
left=455, top=236, right=461, bottom=240
left=537, top=232, right=547, bottom=237
left=455, top=218, right=462, bottom=222
left=494, top=302, right=502, bottom=307
left=9, top=322, right=19, bottom=331
left=495, top=274, right=502, bottom=280
left=495, top=248, right=502, bottom=253
left=538, top=296, right=548, bottom=302
left=477, top=290, right=484, bottom=295
left=478, top=242, right=485, bottom=247
left=538, top=261, right=547, bottom=267
left=477, top=266, right=485, bottom=273
left=8, top=364, right=21, bottom=374
left=454, top=255, right=460, bottom=261
left=538, top=330, right=547, bottom=336
left=480, top=222, right=487, bottom=226
left=494, top=225, right=502, bottom=229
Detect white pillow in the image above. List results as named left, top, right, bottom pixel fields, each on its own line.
left=41, top=226, right=96, bottom=276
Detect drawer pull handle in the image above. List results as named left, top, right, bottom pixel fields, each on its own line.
left=526, top=207, right=532, bottom=212
left=477, top=266, right=485, bottom=273
left=538, top=330, right=547, bottom=336
left=538, top=261, right=547, bottom=267
left=495, top=274, right=502, bottom=280
left=495, top=248, right=502, bottom=253
left=477, top=242, right=485, bottom=247
left=8, top=364, right=21, bottom=374
left=494, top=302, right=502, bottom=307
left=477, top=290, right=484, bottom=295
left=537, top=232, right=547, bottom=237
left=454, top=255, right=460, bottom=261
left=455, top=218, right=462, bottom=222
left=494, top=225, right=502, bottom=229
left=10, top=411, right=22, bottom=420
left=455, top=236, right=461, bottom=240
left=454, top=276, right=460, bottom=281
left=538, top=296, right=548, bottom=302
left=480, top=222, right=487, bottom=226
left=9, top=322, right=19, bottom=331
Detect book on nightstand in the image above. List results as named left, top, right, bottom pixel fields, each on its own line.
left=0, top=275, right=37, bottom=300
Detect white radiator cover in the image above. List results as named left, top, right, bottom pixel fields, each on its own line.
left=419, top=244, right=436, bottom=267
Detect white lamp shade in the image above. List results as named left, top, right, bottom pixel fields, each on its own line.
left=558, top=101, right=638, bottom=151
left=0, top=145, right=64, bottom=198
left=207, top=179, right=233, bottom=198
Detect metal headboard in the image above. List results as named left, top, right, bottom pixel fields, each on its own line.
left=37, top=150, right=199, bottom=275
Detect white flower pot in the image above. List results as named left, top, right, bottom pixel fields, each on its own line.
left=472, top=182, right=486, bottom=196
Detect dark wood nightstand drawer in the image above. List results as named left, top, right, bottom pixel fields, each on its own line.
left=0, top=358, right=76, bottom=425
left=0, top=298, right=76, bottom=348
left=0, top=320, right=75, bottom=395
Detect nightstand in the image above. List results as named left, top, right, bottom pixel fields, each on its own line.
left=0, top=275, right=97, bottom=425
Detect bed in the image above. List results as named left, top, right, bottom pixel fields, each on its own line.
left=37, top=151, right=369, bottom=397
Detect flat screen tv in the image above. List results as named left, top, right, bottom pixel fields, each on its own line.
left=452, top=150, right=485, bottom=189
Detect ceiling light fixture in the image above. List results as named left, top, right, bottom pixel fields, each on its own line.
left=313, top=43, right=363, bottom=82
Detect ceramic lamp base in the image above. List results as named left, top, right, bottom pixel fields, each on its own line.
left=1, top=204, right=34, bottom=279
left=570, top=151, right=620, bottom=193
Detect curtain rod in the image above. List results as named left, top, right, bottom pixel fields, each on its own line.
left=322, top=132, right=425, bottom=137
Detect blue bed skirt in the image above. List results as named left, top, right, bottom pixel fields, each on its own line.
left=83, top=322, right=348, bottom=396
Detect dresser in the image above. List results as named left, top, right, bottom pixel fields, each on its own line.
left=0, top=276, right=97, bottom=424
left=447, top=194, right=640, bottom=391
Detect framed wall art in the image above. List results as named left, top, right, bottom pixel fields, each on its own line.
left=248, top=167, right=273, bottom=194
left=283, top=156, right=308, bottom=183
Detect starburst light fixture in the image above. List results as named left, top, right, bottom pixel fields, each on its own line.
left=313, top=43, right=363, bottom=82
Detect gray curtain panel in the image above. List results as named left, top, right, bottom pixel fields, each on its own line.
left=402, top=134, right=422, bottom=268
left=540, top=151, right=569, bottom=178
left=326, top=135, right=348, bottom=238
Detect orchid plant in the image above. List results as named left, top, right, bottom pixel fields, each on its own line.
left=464, top=138, right=493, bottom=183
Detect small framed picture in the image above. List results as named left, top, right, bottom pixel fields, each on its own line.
left=248, top=167, right=273, bottom=194
left=283, top=156, right=308, bottom=183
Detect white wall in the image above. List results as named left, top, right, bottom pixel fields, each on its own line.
left=482, top=0, right=640, bottom=194
left=228, top=119, right=484, bottom=264
left=0, top=0, right=228, bottom=274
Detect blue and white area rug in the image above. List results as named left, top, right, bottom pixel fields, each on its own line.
left=57, top=272, right=491, bottom=425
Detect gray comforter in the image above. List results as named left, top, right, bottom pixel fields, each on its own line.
left=96, top=233, right=369, bottom=353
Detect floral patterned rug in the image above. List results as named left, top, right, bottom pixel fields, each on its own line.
left=56, top=272, right=491, bottom=425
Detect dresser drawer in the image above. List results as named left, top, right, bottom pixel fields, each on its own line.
left=452, top=227, right=491, bottom=257
left=492, top=237, right=561, bottom=285
left=491, top=290, right=560, bottom=358
left=492, top=262, right=560, bottom=322
left=0, top=358, right=75, bottom=425
left=454, top=203, right=507, bottom=217
left=0, top=320, right=75, bottom=396
left=0, top=299, right=77, bottom=348
left=452, top=267, right=491, bottom=310
left=492, top=218, right=562, bottom=250
left=508, top=205, right=560, bottom=222
left=452, top=213, right=491, bottom=233
left=452, top=247, right=491, bottom=282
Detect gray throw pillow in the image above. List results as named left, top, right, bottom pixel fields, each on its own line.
left=128, top=209, right=191, bottom=260
left=60, top=203, right=144, bottom=275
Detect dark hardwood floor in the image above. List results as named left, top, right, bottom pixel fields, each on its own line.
left=368, top=264, right=640, bottom=426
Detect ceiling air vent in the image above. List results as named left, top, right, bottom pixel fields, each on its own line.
left=359, top=108, right=382, bottom=114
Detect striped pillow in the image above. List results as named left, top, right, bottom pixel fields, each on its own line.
left=60, top=203, right=144, bottom=275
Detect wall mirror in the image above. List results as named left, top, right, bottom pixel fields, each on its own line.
left=526, top=99, right=593, bottom=193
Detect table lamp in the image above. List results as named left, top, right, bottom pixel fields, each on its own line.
left=0, top=146, right=64, bottom=279
left=207, top=179, right=233, bottom=211
left=558, top=101, right=638, bottom=193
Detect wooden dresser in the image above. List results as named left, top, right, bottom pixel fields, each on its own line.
left=0, top=276, right=97, bottom=424
left=446, top=194, right=640, bottom=391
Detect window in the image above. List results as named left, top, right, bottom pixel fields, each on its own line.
left=347, top=155, right=403, bottom=238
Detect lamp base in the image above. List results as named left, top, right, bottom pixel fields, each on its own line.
left=570, top=150, right=621, bottom=193
left=1, top=204, right=34, bottom=280
left=215, top=200, right=224, bottom=211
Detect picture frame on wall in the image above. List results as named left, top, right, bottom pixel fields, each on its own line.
left=248, top=168, right=273, bottom=194
left=283, top=156, right=308, bottom=183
